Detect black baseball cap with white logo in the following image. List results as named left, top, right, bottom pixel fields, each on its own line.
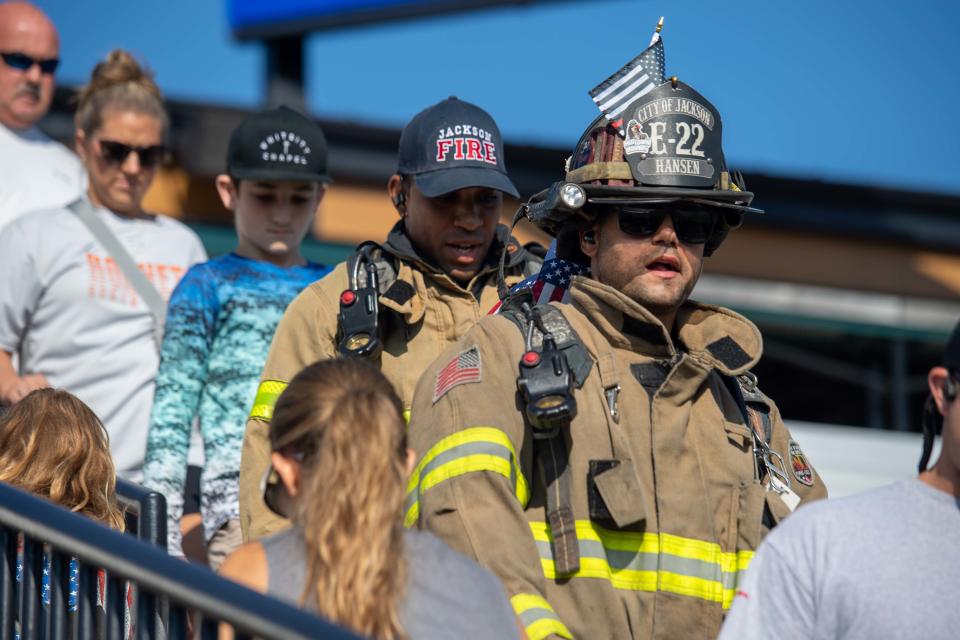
left=397, top=97, right=518, bottom=198
left=227, top=105, right=331, bottom=183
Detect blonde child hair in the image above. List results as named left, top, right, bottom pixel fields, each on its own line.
left=0, top=388, right=124, bottom=530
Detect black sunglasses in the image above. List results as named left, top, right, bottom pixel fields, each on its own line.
left=613, top=205, right=721, bottom=245
left=1, top=52, right=59, bottom=74
left=97, top=140, right=167, bottom=169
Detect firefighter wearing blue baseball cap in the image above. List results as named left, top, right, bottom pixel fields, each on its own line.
left=239, top=97, right=543, bottom=541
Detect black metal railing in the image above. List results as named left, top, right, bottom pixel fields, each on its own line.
left=0, top=482, right=360, bottom=639
left=114, top=479, right=167, bottom=551
left=114, top=478, right=169, bottom=634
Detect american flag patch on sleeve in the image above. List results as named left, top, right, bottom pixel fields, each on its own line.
left=433, top=346, right=482, bottom=403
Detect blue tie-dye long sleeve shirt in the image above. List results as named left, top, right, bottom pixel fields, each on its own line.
left=142, top=253, right=329, bottom=555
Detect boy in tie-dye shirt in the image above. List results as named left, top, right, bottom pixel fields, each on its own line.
left=142, top=106, right=332, bottom=567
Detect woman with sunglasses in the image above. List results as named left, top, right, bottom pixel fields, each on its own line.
left=0, top=49, right=206, bottom=481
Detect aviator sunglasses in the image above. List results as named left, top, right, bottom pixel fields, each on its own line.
left=97, top=140, right=167, bottom=169
left=1, top=52, right=59, bottom=74
left=612, top=205, right=720, bottom=245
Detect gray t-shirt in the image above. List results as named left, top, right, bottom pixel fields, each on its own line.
left=0, top=204, right=206, bottom=478
left=262, top=527, right=520, bottom=639
left=719, top=478, right=960, bottom=640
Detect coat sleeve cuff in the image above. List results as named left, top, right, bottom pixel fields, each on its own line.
left=510, top=593, right=573, bottom=640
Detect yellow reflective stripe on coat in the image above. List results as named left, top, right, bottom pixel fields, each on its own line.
left=530, top=520, right=754, bottom=609
left=510, top=593, right=572, bottom=640
left=403, top=426, right=529, bottom=527
left=248, top=380, right=288, bottom=422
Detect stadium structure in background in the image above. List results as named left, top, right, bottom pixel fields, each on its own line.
left=228, top=0, right=575, bottom=38
left=226, top=0, right=575, bottom=109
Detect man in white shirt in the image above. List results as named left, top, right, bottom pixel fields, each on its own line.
left=0, top=1, right=84, bottom=231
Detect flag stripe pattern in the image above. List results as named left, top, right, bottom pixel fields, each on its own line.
left=433, top=346, right=482, bottom=403
left=589, top=37, right=666, bottom=125
left=597, top=75, right=654, bottom=118
left=489, top=255, right=590, bottom=315
left=592, top=63, right=649, bottom=102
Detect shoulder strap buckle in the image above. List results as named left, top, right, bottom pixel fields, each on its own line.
left=723, top=372, right=779, bottom=481
left=518, top=330, right=578, bottom=439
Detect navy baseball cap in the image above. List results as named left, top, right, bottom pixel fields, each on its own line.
left=227, top=105, right=331, bottom=183
left=397, top=97, right=518, bottom=198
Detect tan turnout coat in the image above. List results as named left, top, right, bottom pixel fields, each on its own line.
left=406, top=276, right=827, bottom=640
left=238, top=223, right=537, bottom=541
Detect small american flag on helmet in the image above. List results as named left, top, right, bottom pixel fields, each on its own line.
left=589, top=31, right=666, bottom=130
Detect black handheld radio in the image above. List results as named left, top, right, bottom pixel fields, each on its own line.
left=337, top=249, right=382, bottom=361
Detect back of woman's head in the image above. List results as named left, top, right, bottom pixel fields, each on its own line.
left=75, top=49, right=167, bottom=137
left=271, top=358, right=408, bottom=640
left=0, top=389, right=124, bottom=531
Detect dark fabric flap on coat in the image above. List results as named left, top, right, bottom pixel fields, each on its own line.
left=378, top=261, right=426, bottom=325
left=675, top=302, right=763, bottom=376
left=592, top=459, right=647, bottom=528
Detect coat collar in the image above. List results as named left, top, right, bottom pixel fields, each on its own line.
left=566, top=276, right=763, bottom=375
left=381, top=221, right=530, bottom=295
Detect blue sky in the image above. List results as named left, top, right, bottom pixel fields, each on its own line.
left=38, top=0, right=960, bottom=195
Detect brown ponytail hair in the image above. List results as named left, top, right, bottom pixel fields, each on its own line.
left=270, top=358, right=408, bottom=640
left=0, top=389, right=125, bottom=531
left=74, top=49, right=167, bottom=137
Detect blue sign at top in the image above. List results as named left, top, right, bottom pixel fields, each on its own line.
left=229, top=0, right=538, bottom=38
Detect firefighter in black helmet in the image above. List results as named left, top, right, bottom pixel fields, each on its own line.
left=406, top=27, right=827, bottom=639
